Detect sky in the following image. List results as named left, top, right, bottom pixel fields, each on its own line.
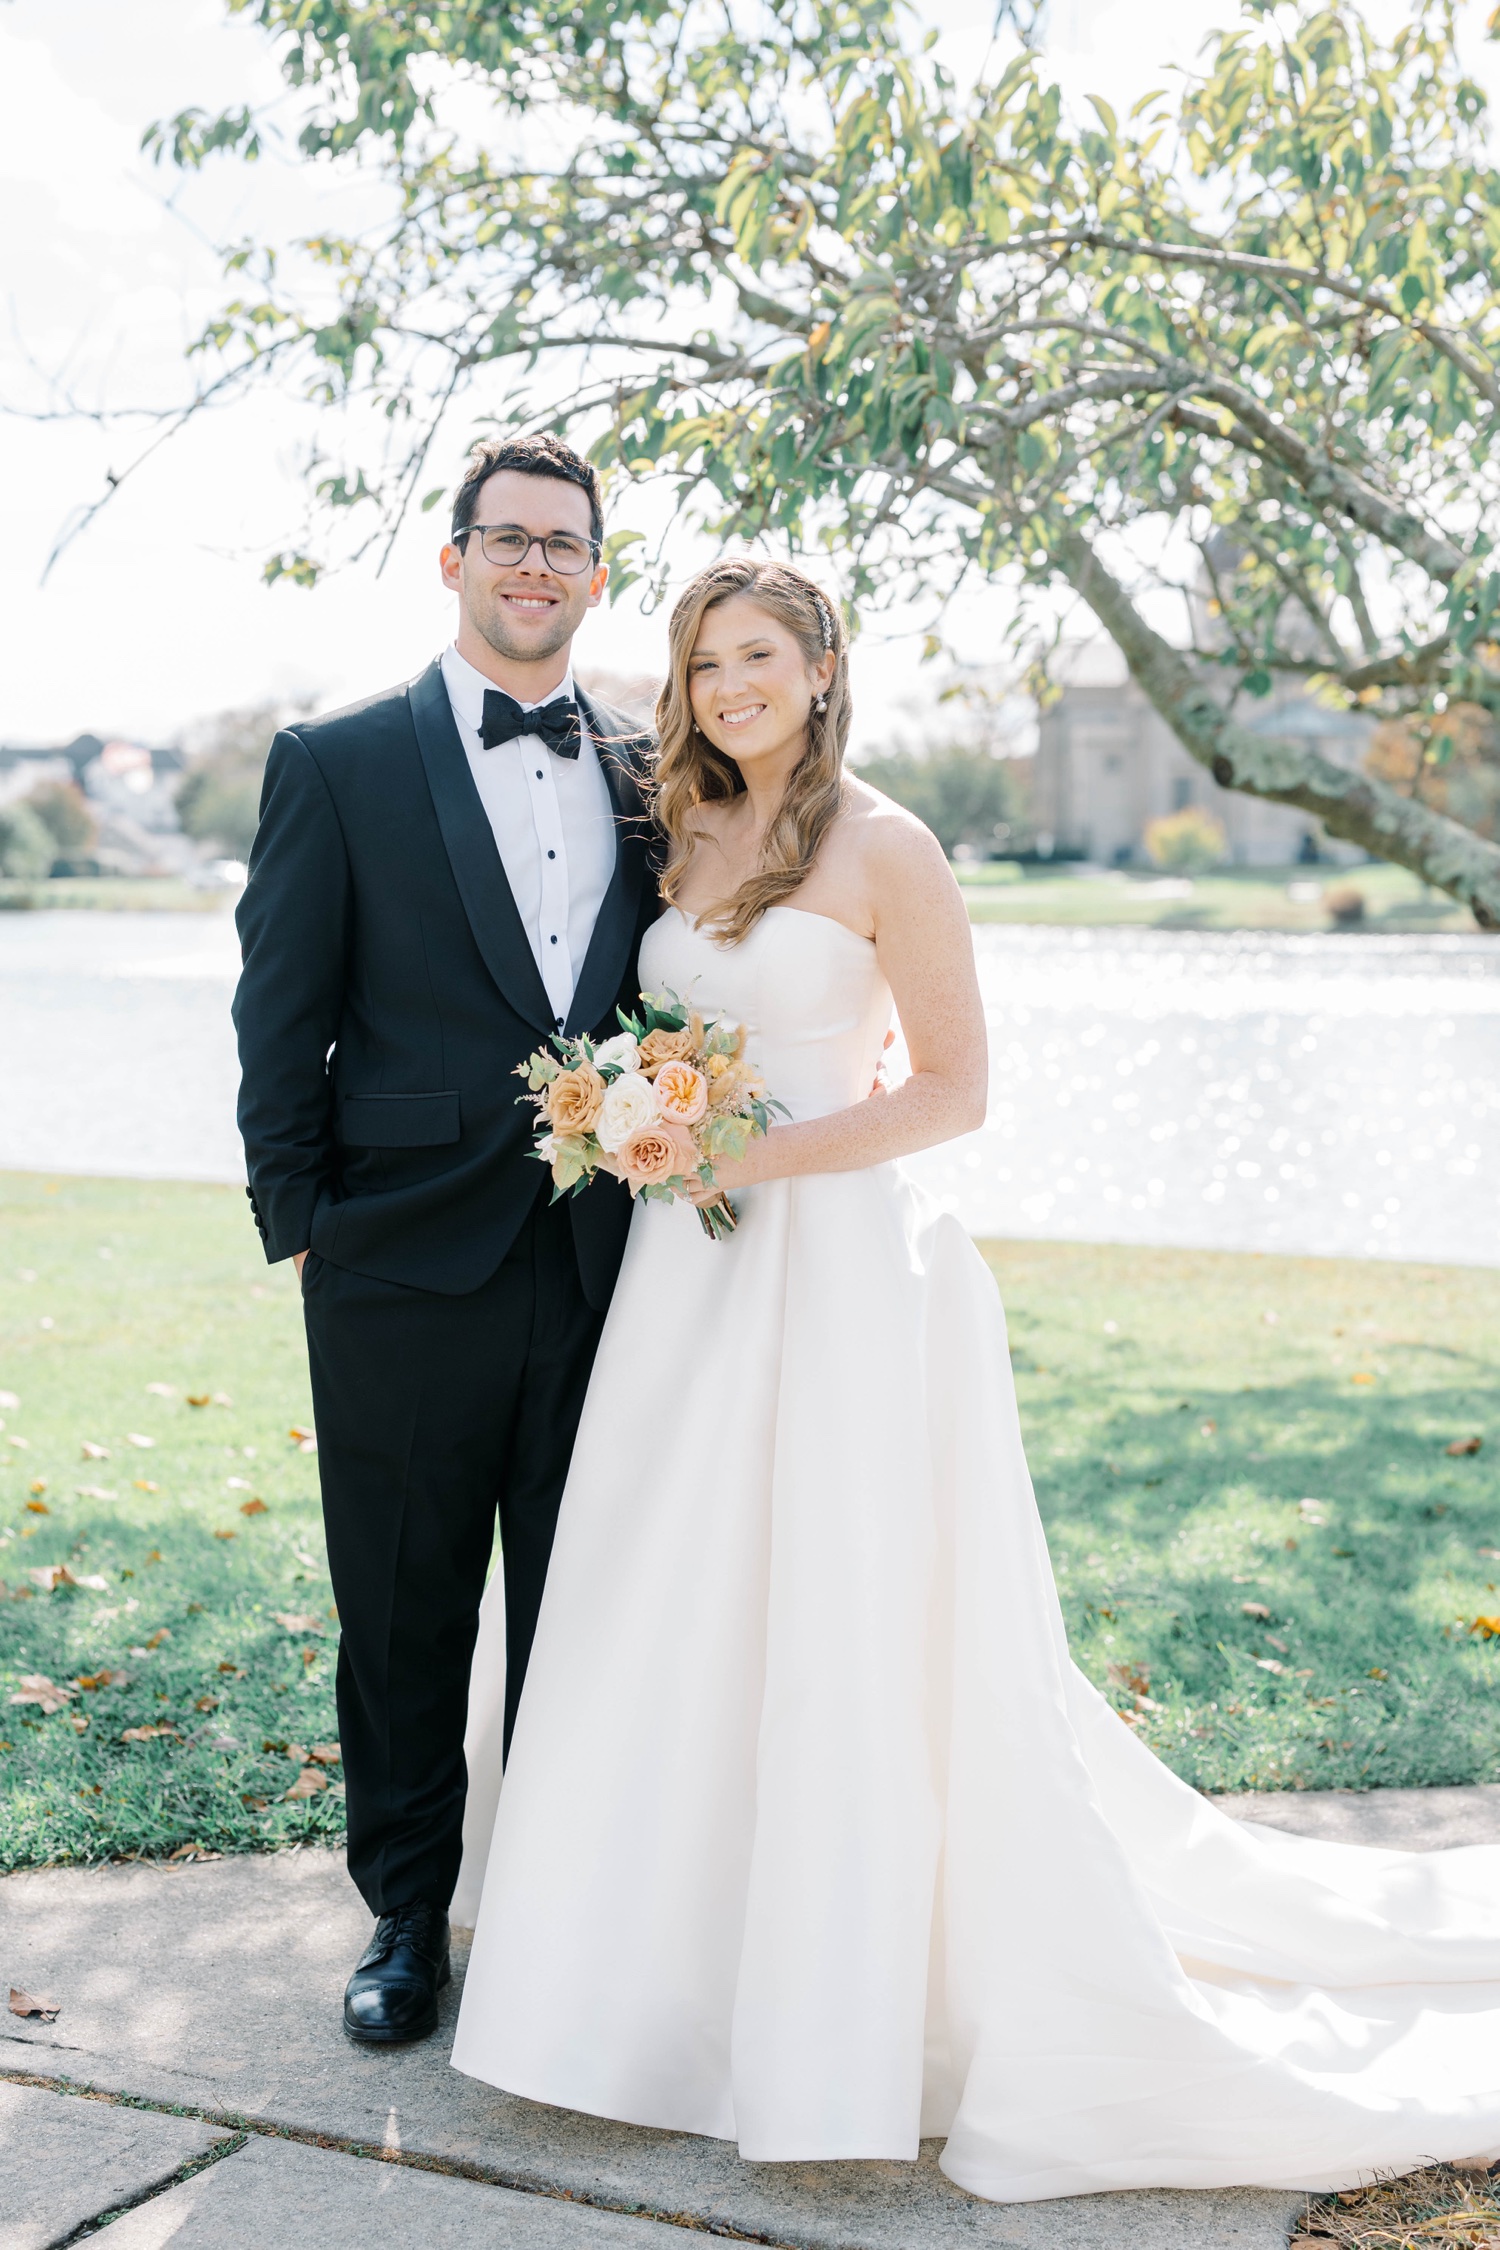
left=1, top=0, right=1488, bottom=753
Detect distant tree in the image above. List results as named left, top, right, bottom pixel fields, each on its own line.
left=1365, top=707, right=1500, bottom=842
left=854, top=740, right=1028, bottom=859
left=175, top=701, right=290, bottom=859
left=0, top=801, right=58, bottom=880
left=144, top=0, right=1500, bottom=925
left=23, top=781, right=95, bottom=857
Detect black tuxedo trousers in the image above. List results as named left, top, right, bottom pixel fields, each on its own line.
left=302, top=1189, right=604, bottom=1912
left=233, top=661, right=657, bottom=1913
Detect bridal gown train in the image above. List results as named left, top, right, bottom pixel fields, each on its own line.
left=450, top=903, right=1500, bottom=2204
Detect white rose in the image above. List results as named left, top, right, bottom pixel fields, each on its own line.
left=592, top=1032, right=641, bottom=1077
left=596, top=1070, right=660, bottom=1152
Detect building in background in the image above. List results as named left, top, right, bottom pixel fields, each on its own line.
left=1030, top=641, right=1370, bottom=866
left=0, top=734, right=210, bottom=878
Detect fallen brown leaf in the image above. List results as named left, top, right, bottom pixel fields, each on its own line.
left=8, top=1673, right=75, bottom=1714
left=1241, top=1601, right=1272, bottom=1620
left=1469, top=1616, right=1500, bottom=1642
left=186, top=1393, right=211, bottom=1408
left=1479, top=1548, right=1500, bottom=1561
left=9, top=1987, right=59, bottom=2021
left=75, top=1670, right=128, bottom=1692
left=24, top=1499, right=47, bottom=1515
left=81, top=1441, right=109, bottom=1460
left=1446, top=1436, right=1483, bottom=1456
left=194, top=1695, right=219, bottom=1713
left=273, top=1612, right=324, bottom=1634
left=0, top=1390, right=19, bottom=1409
left=145, top=1382, right=175, bottom=1399
left=213, top=1529, right=236, bottom=1541
left=240, top=1794, right=269, bottom=1811
left=212, top=1392, right=232, bottom=1407
left=75, top=1486, right=117, bottom=1502
left=1351, top=1371, right=1375, bottom=1385
left=28, top=1480, right=46, bottom=1497
left=143, top=1628, right=171, bottom=1649
left=239, top=1498, right=267, bottom=1516
left=307, top=1742, right=342, bottom=1765
left=27, top=1565, right=108, bottom=1593
left=1254, top=1657, right=1288, bottom=1675
left=167, top=1843, right=221, bottom=1863
left=125, top=1433, right=156, bottom=1449
left=121, top=1724, right=180, bottom=1743
left=283, top=1765, right=328, bottom=1801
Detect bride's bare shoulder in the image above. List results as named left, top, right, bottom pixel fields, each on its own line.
left=839, top=775, right=957, bottom=893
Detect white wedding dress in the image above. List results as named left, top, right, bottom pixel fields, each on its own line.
left=450, top=903, right=1500, bottom=2203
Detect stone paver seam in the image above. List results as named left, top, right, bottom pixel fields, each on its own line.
left=0, top=2065, right=799, bottom=2248
left=46, top=2129, right=248, bottom=2248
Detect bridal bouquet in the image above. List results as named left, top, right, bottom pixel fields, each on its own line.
left=516, top=990, right=785, bottom=1240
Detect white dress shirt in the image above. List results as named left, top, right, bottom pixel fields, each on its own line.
left=440, top=643, right=617, bottom=1030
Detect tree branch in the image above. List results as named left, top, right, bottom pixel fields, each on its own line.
left=1052, top=528, right=1500, bottom=930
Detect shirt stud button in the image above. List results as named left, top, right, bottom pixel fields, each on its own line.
left=535, top=769, right=544, bottom=779
left=550, top=934, right=558, bottom=945
left=547, top=849, right=556, bottom=860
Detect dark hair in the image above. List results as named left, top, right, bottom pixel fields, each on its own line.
left=450, top=433, right=604, bottom=546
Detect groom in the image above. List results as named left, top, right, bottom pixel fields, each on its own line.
left=233, top=433, right=659, bottom=2045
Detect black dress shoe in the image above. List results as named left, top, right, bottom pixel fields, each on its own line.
left=343, top=1900, right=451, bottom=2045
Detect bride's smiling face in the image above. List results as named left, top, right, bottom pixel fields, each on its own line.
left=687, top=595, right=834, bottom=774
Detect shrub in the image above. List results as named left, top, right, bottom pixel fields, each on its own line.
left=1143, top=806, right=1227, bottom=873
left=0, top=800, right=58, bottom=878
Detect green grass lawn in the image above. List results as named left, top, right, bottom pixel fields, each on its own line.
left=0, top=877, right=232, bottom=913
left=984, top=1237, right=1500, bottom=1797
left=958, top=860, right=1478, bottom=934
left=1, top=1173, right=1497, bottom=1870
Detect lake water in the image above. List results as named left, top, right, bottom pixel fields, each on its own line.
left=2, top=910, right=1496, bottom=1267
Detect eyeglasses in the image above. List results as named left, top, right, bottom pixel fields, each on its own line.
left=455, top=524, right=601, bottom=575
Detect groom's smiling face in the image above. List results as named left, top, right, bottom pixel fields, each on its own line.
left=442, top=468, right=607, bottom=671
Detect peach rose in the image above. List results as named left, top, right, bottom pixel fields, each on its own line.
left=616, top=1120, right=700, bottom=1196
left=636, top=1025, right=695, bottom=1076
left=653, top=1058, right=709, bottom=1126
left=544, top=1060, right=605, bottom=1137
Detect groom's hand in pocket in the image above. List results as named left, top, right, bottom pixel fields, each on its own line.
left=293, top=1250, right=309, bottom=1280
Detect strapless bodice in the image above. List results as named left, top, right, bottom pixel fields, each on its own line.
left=638, top=906, right=893, bottom=1125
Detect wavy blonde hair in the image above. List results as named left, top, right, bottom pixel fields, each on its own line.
left=652, top=557, right=852, bottom=947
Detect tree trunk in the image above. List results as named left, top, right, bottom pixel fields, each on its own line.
left=1055, top=531, right=1500, bottom=931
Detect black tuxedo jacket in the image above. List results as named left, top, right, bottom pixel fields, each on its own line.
left=232, top=660, right=660, bottom=1306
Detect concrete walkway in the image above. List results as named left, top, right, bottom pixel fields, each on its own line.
left=4, top=1785, right=1498, bottom=2250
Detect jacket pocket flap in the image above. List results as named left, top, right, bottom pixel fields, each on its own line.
left=340, top=1092, right=461, bottom=1148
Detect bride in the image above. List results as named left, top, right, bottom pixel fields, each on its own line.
left=449, top=557, right=1500, bottom=2202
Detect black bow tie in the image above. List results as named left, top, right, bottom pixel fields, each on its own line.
left=480, top=689, right=582, bottom=760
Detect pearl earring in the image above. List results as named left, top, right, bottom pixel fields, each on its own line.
left=814, top=694, right=828, bottom=714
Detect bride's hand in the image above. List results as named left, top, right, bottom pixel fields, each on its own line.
left=684, top=1136, right=777, bottom=1205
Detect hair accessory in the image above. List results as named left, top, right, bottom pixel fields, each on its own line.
left=814, top=596, right=835, bottom=651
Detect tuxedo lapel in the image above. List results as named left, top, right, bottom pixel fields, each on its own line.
left=407, top=660, right=557, bottom=1037
left=565, top=689, right=652, bottom=1038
